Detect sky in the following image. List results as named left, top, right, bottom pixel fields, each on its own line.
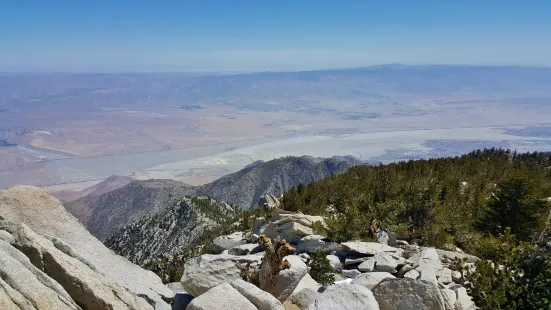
left=1, top=0, right=551, bottom=72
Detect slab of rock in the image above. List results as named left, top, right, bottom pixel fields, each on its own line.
left=441, top=289, right=457, bottom=309
left=435, top=249, right=479, bottom=264
left=417, top=248, right=443, bottom=284
left=403, top=269, right=420, bottom=280
left=372, top=278, right=447, bottom=310
left=342, top=269, right=362, bottom=278
left=1, top=221, right=153, bottom=310
left=0, top=186, right=172, bottom=309
left=373, top=253, right=398, bottom=273
left=436, top=268, right=453, bottom=285
left=358, top=258, right=375, bottom=272
left=352, top=272, right=395, bottom=289
left=231, top=279, right=285, bottom=310
left=345, top=255, right=371, bottom=265
left=275, top=221, right=315, bottom=244
left=326, top=255, right=343, bottom=273
left=307, top=283, right=380, bottom=310
left=212, top=232, right=247, bottom=254
left=0, top=239, right=80, bottom=310
left=274, top=255, right=309, bottom=301
left=291, top=274, right=321, bottom=296
left=181, top=254, right=261, bottom=297
left=296, top=236, right=344, bottom=253
left=289, top=288, right=318, bottom=310
left=449, top=285, right=475, bottom=310
left=341, top=242, right=402, bottom=256
left=229, top=243, right=262, bottom=255
left=187, top=282, right=257, bottom=310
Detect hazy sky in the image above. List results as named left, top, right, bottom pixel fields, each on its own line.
left=1, top=1, right=550, bottom=72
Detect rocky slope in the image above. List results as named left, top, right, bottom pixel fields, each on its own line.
left=105, top=196, right=239, bottom=266
left=66, top=179, right=195, bottom=240
left=168, top=207, right=478, bottom=310
left=0, top=186, right=173, bottom=309
left=51, top=174, right=135, bottom=203
left=65, top=156, right=366, bottom=240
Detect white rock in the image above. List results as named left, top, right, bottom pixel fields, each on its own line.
left=212, top=232, right=247, bottom=254
left=417, top=248, right=443, bottom=284
left=342, top=269, right=362, bottom=278
left=358, top=258, right=375, bottom=272
left=437, top=268, right=453, bottom=285
left=450, top=285, right=475, bottom=310
left=345, top=256, right=371, bottom=265
left=373, top=253, right=398, bottom=273
left=274, top=255, right=309, bottom=301
left=435, top=249, right=479, bottom=263
left=289, top=288, right=319, bottom=310
left=230, top=279, right=285, bottom=310
left=341, top=242, right=403, bottom=256
left=291, top=273, right=321, bottom=296
left=403, top=269, right=420, bottom=280
left=441, top=289, right=457, bottom=309
left=326, top=255, right=343, bottom=273
left=352, top=272, right=395, bottom=289
left=451, top=270, right=462, bottom=282
left=372, top=278, right=447, bottom=310
left=296, top=236, right=344, bottom=253
left=307, top=283, right=380, bottom=310
left=187, top=282, right=257, bottom=310
left=181, top=254, right=261, bottom=297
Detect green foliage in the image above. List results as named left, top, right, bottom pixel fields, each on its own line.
left=308, top=248, right=335, bottom=286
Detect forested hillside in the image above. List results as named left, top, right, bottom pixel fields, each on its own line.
left=281, top=148, right=551, bottom=309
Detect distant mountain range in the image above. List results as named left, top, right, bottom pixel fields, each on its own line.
left=64, top=155, right=370, bottom=240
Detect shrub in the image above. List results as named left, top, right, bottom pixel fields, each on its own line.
left=308, top=248, right=334, bottom=286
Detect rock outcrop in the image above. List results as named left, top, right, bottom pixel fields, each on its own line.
left=372, top=278, right=447, bottom=310
left=0, top=186, right=172, bottom=309
left=307, top=283, right=380, bottom=310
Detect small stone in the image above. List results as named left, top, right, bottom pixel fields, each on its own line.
left=357, top=258, right=375, bottom=272
left=326, top=255, right=343, bottom=273
left=342, top=269, right=361, bottom=279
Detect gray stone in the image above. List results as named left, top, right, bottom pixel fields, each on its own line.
left=173, top=293, right=194, bottom=310
left=417, top=248, right=443, bottom=284
left=290, top=288, right=318, bottom=310
left=341, top=242, right=403, bottom=256
left=166, top=282, right=185, bottom=294
left=352, top=272, right=395, bottom=289
left=441, top=289, right=457, bottom=309
left=373, top=253, right=398, bottom=273
left=212, top=232, right=247, bottom=254
left=1, top=221, right=153, bottom=310
left=449, top=285, right=475, bottom=310
left=326, top=255, right=343, bottom=273
left=372, top=278, right=447, bottom=310
left=0, top=239, right=79, bottom=310
left=296, top=235, right=344, bottom=253
left=342, top=269, right=362, bottom=278
left=345, top=255, right=370, bottom=265
left=231, top=279, right=285, bottom=310
left=187, top=282, right=257, bottom=310
left=291, top=273, right=321, bottom=296
left=435, top=249, right=479, bottom=263
left=358, top=258, right=375, bottom=272
left=403, top=269, right=420, bottom=280
left=451, top=270, right=462, bottom=282
left=307, top=283, right=380, bottom=310
left=181, top=254, right=261, bottom=297
left=274, top=255, right=309, bottom=301
left=396, top=264, right=414, bottom=278
left=228, top=243, right=262, bottom=255
left=437, top=268, right=453, bottom=285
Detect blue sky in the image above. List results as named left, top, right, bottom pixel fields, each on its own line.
left=1, top=0, right=550, bottom=72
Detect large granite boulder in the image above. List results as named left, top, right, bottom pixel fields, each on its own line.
left=231, top=279, right=285, bottom=310
left=372, top=253, right=397, bottom=273
left=352, top=272, right=395, bottom=289
left=0, top=186, right=172, bottom=309
left=296, top=235, right=344, bottom=253
left=307, top=283, right=380, bottom=310
left=187, top=282, right=257, bottom=310
left=288, top=288, right=318, bottom=310
left=274, top=255, right=309, bottom=301
left=341, top=242, right=403, bottom=256
left=0, top=221, right=153, bottom=310
left=326, top=255, right=343, bottom=273
left=0, top=239, right=80, bottom=310
left=372, top=278, right=447, bottom=310
left=181, top=254, right=261, bottom=297
left=211, top=232, right=248, bottom=254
